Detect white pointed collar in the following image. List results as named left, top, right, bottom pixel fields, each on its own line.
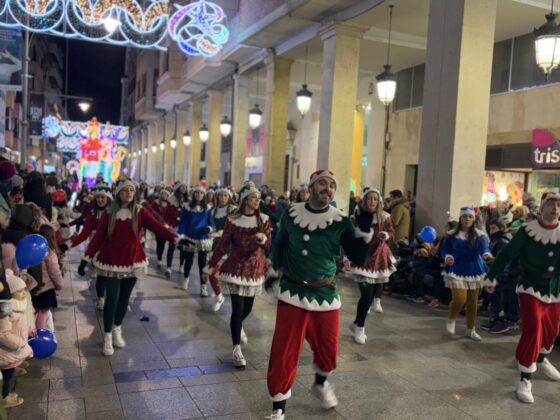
left=229, top=213, right=269, bottom=229
left=289, top=202, right=345, bottom=231
left=524, top=219, right=560, bottom=245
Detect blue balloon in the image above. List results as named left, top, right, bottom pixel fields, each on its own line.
left=16, top=234, right=49, bottom=270
left=36, top=328, right=54, bottom=340
left=28, top=334, right=58, bottom=360
left=419, top=226, right=437, bottom=244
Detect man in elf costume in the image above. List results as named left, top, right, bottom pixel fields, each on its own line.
left=486, top=191, right=560, bottom=404
left=265, top=170, right=374, bottom=420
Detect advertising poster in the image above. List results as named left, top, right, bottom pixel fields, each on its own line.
left=29, top=93, right=44, bottom=136
left=482, top=171, right=525, bottom=206
left=0, top=28, right=22, bottom=91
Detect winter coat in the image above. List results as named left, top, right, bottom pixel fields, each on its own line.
left=390, top=198, right=411, bottom=242
left=36, top=251, right=63, bottom=295
left=1, top=245, right=39, bottom=291
left=23, top=171, right=53, bottom=221
left=0, top=317, right=32, bottom=369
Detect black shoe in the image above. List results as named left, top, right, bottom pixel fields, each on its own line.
left=480, top=320, right=495, bottom=331
left=489, top=320, right=509, bottom=334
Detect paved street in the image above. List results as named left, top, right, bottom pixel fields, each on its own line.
left=9, top=240, right=560, bottom=420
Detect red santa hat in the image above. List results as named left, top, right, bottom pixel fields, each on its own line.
left=308, top=169, right=337, bottom=187
left=541, top=190, right=560, bottom=207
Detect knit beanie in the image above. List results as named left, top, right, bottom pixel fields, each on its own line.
left=6, top=270, right=26, bottom=293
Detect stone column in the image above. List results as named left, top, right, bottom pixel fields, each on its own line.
left=175, top=108, right=187, bottom=183
left=189, top=102, right=203, bottom=186
left=146, top=123, right=157, bottom=183
left=163, top=114, right=173, bottom=182
left=351, top=108, right=364, bottom=194
left=415, top=0, right=497, bottom=228
left=142, top=128, right=148, bottom=182
left=263, top=52, right=293, bottom=195
left=231, top=74, right=249, bottom=189
left=207, top=90, right=224, bottom=185
left=317, top=22, right=366, bottom=213
left=365, top=99, right=386, bottom=192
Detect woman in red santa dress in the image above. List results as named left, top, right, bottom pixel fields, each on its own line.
left=81, top=180, right=191, bottom=356
left=344, top=187, right=396, bottom=344
left=202, top=186, right=272, bottom=368
left=150, top=188, right=180, bottom=277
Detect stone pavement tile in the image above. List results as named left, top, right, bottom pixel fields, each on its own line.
left=198, top=362, right=251, bottom=374
left=84, top=393, right=122, bottom=414
left=86, top=409, right=125, bottom=420
left=14, top=377, right=50, bottom=403
left=108, top=346, right=167, bottom=364
left=117, top=377, right=182, bottom=394
left=47, top=398, right=86, bottom=420
left=166, top=356, right=222, bottom=368
left=48, top=381, right=117, bottom=401
left=353, top=391, right=475, bottom=420
left=155, top=338, right=234, bottom=360
left=430, top=386, right=560, bottom=419
left=233, top=368, right=267, bottom=381
left=186, top=378, right=315, bottom=417
left=8, top=401, right=48, bottom=420
left=206, top=406, right=345, bottom=419
left=145, top=366, right=201, bottom=380
left=111, top=359, right=169, bottom=373
left=179, top=372, right=237, bottom=386
left=113, top=371, right=147, bottom=383
left=119, top=387, right=202, bottom=419
left=81, top=367, right=115, bottom=387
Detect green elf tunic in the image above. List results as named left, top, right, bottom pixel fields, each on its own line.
left=272, top=202, right=373, bottom=311
left=486, top=220, right=560, bottom=303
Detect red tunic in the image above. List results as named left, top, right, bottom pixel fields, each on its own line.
left=345, top=212, right=396, bottom=281
left=205, top=214, right=272, bottom=286
left=151, top=200, right=180, bottom=228
left=84, top=206, right=177, bottom=273
left=69, top=209, right=101, bottom=248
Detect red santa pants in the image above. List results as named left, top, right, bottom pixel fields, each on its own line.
left=267, top=301, right=339, bottom=401
left=209, top=266, right=222, bottom=296
left=516, top=293, right=560, bottom=373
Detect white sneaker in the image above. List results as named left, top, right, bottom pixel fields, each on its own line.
left=232, top=344, right=246, bottom=368
left=515, top=378, right=534, bottom=403
left=311, top=381, right=338, bottom=409
left=240, top=327, right=248, bottom=345
left=538, top=357, right=560, bottom=381
left=267, top=409, right=285, bottom=420
left=157, top=260, right=162, bottom=269
left=353, top=326, right=367, bottom=345
left=446, top=319, right=456, bottom=336
left=45, top=309, right=55, bottom=332
left=112, top=325, right=126, bottom=348
left=367, top=307, right=371, bottom=314
left=372, top=298, right=383, bottom=313
left=103, top=333, right=114, bottom=356
left=465, top=329, right=482, bottom=342
left=182, top=277, right=189, bottom=290
left=212, top=293, right=225, bottom=312
left=200, top=283, right=209, bottom=297
left=96, top=297, right=105, bottom=311
left=165, top=268, right=172, bottom=278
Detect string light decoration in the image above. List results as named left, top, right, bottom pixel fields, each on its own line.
left=0, top=0, right=229, bottom=56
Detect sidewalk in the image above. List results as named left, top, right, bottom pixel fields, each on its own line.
left=9, top=242, right=560, bottom=419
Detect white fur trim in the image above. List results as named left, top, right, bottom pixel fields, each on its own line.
left=355, top=228, right=374, bottom=243
left=173, top=235, right=184, bottom=246
left=115, top=209, right=132, bottom=221
left=378, top=231, right=390, bottom=241
left=345, top=266, right=396, bottom=280
left=270, top=390, right=291, bottom=402
left=93, top=259, right=147, bottom=273
left=202, top=265, right=213, bottom=275
left=540, top=346, right=554, bottom=355
left=443, top=272, right=484, bottom=289
left=183, top=204, right=208, bottom=213
left=277, top=288, right=341, bottom=311
left=256, top=233, right=267, bottom=244
left=229, top=213, right=269, bottom=229
left=289, top=202, right=344, bottom=231
left=220, top=272, right=264, bottom=286
left=481, top=277, right=497, bottom=287
left=516, top=285, right=560, bottom=303
left=518, top=362, right=537, bottom=373
left=524, top=220, right=560, bottom=245
left=312, top=364, right=333, bottom=377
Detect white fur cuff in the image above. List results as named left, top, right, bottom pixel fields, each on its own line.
left=355, top=228, right=374, bottom=243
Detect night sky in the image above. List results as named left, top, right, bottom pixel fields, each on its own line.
left=66, top=38, right=125, bottom=124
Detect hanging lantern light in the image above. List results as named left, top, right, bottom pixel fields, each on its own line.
left=138, top=149, right=142, bottom=156
left=151, top=144, right=157, bottom=153
left=144, top=147, right=148, bottom=154
left=220, top=116, right=232, bottom=137
left=296, top=46, right=313, bottom=117
left=199, top=124, right=209, bottom=142
left=183, top=130, right=191, bottom=146
left=376, top=5, right=397, bottom=107
left=534, top=1, right=560, bottom=79
left=170, top=138, right=177, bottom=149
left=249, top=68, right=262, bottom=129
left=160, top=140, right=165, bottom=151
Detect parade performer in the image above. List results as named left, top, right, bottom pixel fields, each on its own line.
left=170, top=183, right=189, bottom=268
left=80, top=180, right=192, bottom=356
left=442, top=207, right=493, bottom=341
left=207, top=188, right=237, bottom=312
left=178, top=186, right=215, bottom=296
left=61, top=183, right=112, bottom=310
left=203, top=186, right=271, bottom=367
left=344, top=187, right=396, bottom=344
left=486, top=192, right=560, bottom=404
left=151, top=189, right=180, bottom=277
left=265, top=170, right=373, bottom=420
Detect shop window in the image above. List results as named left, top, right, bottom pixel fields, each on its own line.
left=528, top=172, right=560, bottom=202
left=490, top=39, right=511, bottom=94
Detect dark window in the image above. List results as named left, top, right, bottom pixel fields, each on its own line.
left=395, top=67, right=413, bottom=110
left=201, top=143, right=206, bottom=161
left=511, top=33, right=560, bottom=90
left=411, top=64, right=425, bottom=107
left=491, top=39, right=512, bottom=94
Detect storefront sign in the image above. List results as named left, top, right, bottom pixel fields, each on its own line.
left=532, top=129, right=560, bottom=169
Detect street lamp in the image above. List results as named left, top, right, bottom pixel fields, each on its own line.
left=375, top=5, right=397, bottom=196
left=199, top=124, right=209, bottom=142
left=160, top=140, right=165, bottom=151
left=144, top=146, right=148, bottom=154
left=183, top=130, right=191, bottom=146
left=296, top=46, right=313, bottom=117
left=220, top=116, right=232, bottom=137
left=78, top=101, right=91, bottom=113
left=152, top=144, right=157, bottom=153
left=534, top=1, right=560, bottom=79
left=249, top=105, right=262, bottom=130
left=170, top=138, right=177, bottom=149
